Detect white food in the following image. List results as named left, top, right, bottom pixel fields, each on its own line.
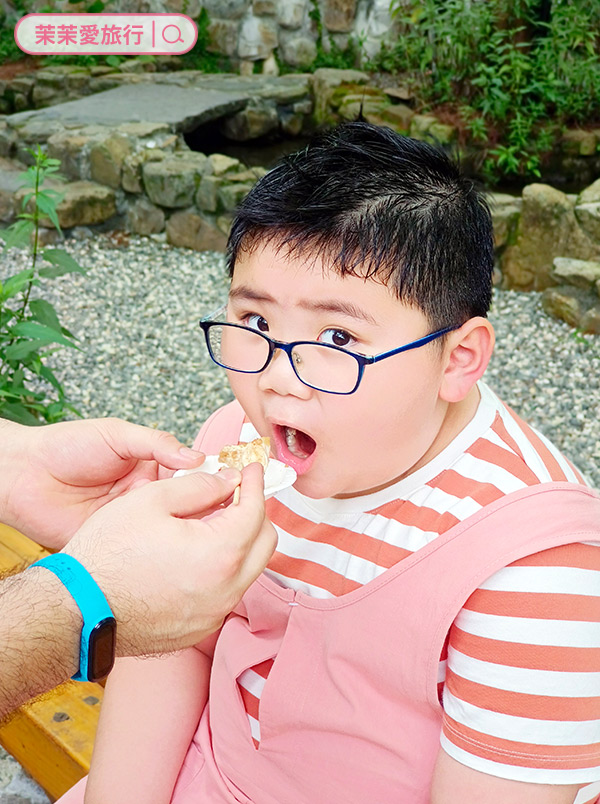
left=173, top=455, right=297, bottom=498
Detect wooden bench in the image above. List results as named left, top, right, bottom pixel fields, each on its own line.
left=0, top=523, right=103, bottom=801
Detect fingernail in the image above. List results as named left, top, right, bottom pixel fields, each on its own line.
left=179, top=447, right=203, bottom=460
left=219, top=468, right=241, bottom=482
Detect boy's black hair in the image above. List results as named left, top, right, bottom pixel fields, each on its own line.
left=227, top=122, right=494, bottom=330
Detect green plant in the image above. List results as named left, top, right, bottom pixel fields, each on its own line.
left=373, top=0, right=600, bottom=183
left=0, top=146, right=86, bottom=425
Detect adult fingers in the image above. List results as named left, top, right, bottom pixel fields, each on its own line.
left=98, top=418, right=206, bottom=470
left=146, top=467, right=243, bottom=518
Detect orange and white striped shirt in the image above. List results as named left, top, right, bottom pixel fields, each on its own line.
left=236, top=381, right=600, bottom=791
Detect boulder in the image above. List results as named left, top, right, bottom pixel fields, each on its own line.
left=90, top=135, right=132, bottom=189
left=217, top=182, right=254, bottom=211
left=238, top=15, right=278, bottom=59
left=279, top=35, right=317, bottom=69
left=277, top=0, right=306, bottom=29
left=220, top=98, right=279, bottom=140
left=487, top=193, right=522, bottom=250
left=122, top=150, right=165, bottom=194
left=27, top=181, right=117, bottom=229
left=372, top=103, right=414, bottom=133
left=409, top=114, right=456, bottom=144
left=311, top=68, right=369, bottom=125
left=541, top=285, right=586, bottom=328
left=126, top=197, right=165, bottom=235
left=203, top=0, right=250, bottom=19
left=253, top=0, right=277, bottom=13
left=142, top=153, right=208, bottom=208
left=46, top=131, right=97, bottom=180
left=207, top=19, right=240, bottom=56
left=195, top=175, right=221, bottom=212
left=580, top=306, right=600, bottom=334
left=560, top=129, right=597, bottom=157
left=166, top=209, right=228, bottom=252
left=322, top=0, right=358, bottom=32
left=574, top=203, right=600, bottom=243
left=501, top=183, right=600, bottom=291
left=577, top=178, right=600, bottom=206
left=208, top=153, right=242, bottom=175
left=551, top=257, right=600, bottom=289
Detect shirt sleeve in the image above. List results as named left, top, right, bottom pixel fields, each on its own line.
left=441, top=540, right=600, bottom=786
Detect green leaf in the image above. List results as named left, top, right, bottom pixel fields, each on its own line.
left=38, top=363, right=64, bottom=393
left=29, top=299, right=62, bottom=332
left=1, top=220, right=34, bottom=251
left=12, top=321, right=79, bottom=349
left=105, top=54, right=121, bottom=67
left=4, top=338, right=46, bottom=360
left=36, top=193, right=61, bottom=232
left=40, top=249, right=86, bottom=277
left=0, top=401, right=44, bottom=425
left=1, top=269, right=34, bottom=300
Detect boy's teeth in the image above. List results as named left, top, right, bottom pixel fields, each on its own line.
left=284, top=426, right=309, bottom=459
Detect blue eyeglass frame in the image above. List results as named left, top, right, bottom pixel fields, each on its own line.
left=199, top=311, right=461, bottom=396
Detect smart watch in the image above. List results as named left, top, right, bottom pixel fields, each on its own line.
left=30, top=553, right=117, bottom=683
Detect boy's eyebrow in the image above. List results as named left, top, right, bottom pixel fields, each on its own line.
left=229, top=286, right=378, bottom=326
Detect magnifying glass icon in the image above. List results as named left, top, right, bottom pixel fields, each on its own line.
left=162, top=24, right=184, bottom=44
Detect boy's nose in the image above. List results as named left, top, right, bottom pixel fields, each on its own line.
left=257, top=349, right=312, bottom=399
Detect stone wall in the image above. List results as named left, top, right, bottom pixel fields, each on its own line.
left=19, top=0, right=396, bottom=71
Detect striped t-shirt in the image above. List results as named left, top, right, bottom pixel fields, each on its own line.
left=235, top=381, right=600, bottom=795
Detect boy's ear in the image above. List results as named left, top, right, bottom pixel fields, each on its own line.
left=439, top=317, right=495, bottom=403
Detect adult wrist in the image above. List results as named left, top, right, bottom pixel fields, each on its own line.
left=0, top=419, right=27, bottom=525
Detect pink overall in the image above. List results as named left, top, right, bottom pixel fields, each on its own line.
left=60, top=403, right=600, bottom=803
left=169, top=403, right=600, bottom=803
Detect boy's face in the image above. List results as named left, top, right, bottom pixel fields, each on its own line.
left=226, top=240, right=454, bottom=499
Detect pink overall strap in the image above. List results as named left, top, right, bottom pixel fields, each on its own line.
left=192, top=401, right=247, bottom=455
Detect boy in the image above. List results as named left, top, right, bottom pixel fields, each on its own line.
left=61, top=123, right=600, bottom=804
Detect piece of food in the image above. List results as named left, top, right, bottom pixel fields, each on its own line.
left=219, top=437, right=271, bottom=471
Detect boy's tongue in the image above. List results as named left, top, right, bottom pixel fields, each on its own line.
left=275, top=425, right=317, bottom=475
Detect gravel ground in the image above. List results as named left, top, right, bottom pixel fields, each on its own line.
left=0, top=231, right=598, bottom=803
left=1, top=231, right=599, bottom=486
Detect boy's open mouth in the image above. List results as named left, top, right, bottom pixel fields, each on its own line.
left=273, top=424, right=317, bottom=475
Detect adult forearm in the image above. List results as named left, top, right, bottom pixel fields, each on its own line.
left=0, top=566, right=81, bottom=720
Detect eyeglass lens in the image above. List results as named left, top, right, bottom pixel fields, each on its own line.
left=208, top=324, right=360, bottom=394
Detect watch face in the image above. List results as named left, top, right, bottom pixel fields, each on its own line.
left=88, top=617, right=117, bottom=681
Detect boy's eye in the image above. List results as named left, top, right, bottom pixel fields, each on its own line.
left=319, top=328, right=355, bottom=348
left=246, top=314, right=269, bottom=333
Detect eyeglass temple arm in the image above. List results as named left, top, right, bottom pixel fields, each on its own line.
left=366, top=325, right=461, bottom=365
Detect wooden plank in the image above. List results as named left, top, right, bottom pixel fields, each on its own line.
left=0, top=682, right=103, bottom=801
left=0, top=523, right=102, bottom=800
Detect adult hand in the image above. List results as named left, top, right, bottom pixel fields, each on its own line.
left=62, top=462, right=277, bottom=655
left=1, top=417, right=206, bottom=549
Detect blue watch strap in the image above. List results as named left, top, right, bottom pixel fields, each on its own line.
left=30, top=553, right=115, bottom=681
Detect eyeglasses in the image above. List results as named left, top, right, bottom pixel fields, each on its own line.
left=199, top=308, right=460, bottom=395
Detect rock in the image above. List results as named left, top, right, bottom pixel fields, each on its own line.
left=310, top=67, right=370, bottom=125
left=142, top=153, right=208, bottom=208
left=277, top=0, right=306, bottom=29
left=217, top=181, right=254, bottom=211
left=203, top=0, right=250, bottom=19
left=166, top=209, right=228, bottom=251
left=580, top=306, right=600, bottom=334
left=409, top=114, right=438, bottom=140
left=0, top=188, right=15, bottom=223
left=262, top=54, right=280, bottom=75
left=65, top=72, right=91, bottom=93
left=207, top=19, right=240, bottom=56
left=551, top=257, right=600, bottom=289
left=488, top=193, right=522, bottom=250
left=429, top=120, right=457, bottom=145
left=220, top=98, right=279, bottom=140
left=560, top=129, right=597, bottom=157
left=116, top=122, right=170, bottom=139
left=578, top=178, right=600, bottom=206
left=122, top=150, right=165, bottom=194
left=541, top=285, right=584, bottom=328
left=253, top=0, right=277, bottom=13
left=27, top=181, right=116, bottom=229
left=322, top=0, right=358, bottom=32
left=126, top=197, right=165, bottom=235
left=208, top=153, right=242, bottom=175
left=90, top=135, right=132, bottom=189
left=46, top=131, right=97, bottom=180
left=501, top=183, right=600, bottom=291
left=239, top=60, right=255, bottom=77
left=574, top=202, right=600, bottom=243
left=238, top=15, right=278, bottom=59
left=280, top=108, right=304, bottom=136
left=195, top=175, right=220, bottom=212
left=279, top=35, right=317, bottom=69
left=374, top=103, right=414, bottom=132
